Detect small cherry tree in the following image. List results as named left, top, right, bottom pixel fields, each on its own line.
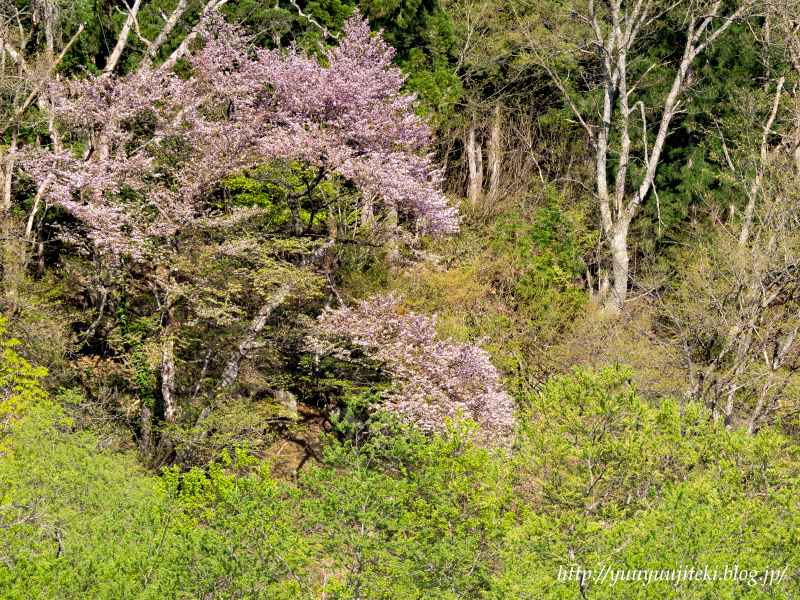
left=310, top=294, right=516, bottom=445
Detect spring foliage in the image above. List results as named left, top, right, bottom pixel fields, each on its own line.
left=0, top=319, right=48, bottom=449
left=2, top=368, right=799, bottom=598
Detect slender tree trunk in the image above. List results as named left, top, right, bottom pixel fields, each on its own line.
left=487, top=103, right=502, bottom=201
left=154, top=300, right=178, bottom=467
left=217, top=282, right=294, bottom=391
left=287, top=197, right=304, bottom=236
left=102, top=0, right=144, bottom=76
left=2, top=126, right=19, bottom=315
left=466, top=126, right=483, bottom=203
left=159, top=0, right=232, bottom=71
left=160, top=307, right=178, bottom=424
left=740, top=77, right=784, bottom=248
left=140, top=0, right=190, bottom=68
left=139, top=399, right=152, bottom=454
left=42, top=0, right=56, bottom=65
left=386, top=201, right=399, bottom=265
left=216, top=239, right=335, bottom=395
left=361, top=190, right=375, bottom=226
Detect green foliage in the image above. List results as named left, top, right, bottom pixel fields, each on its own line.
left=117, top=290, right=158, bottom=410
left=0, top=318, right=49, bottom=448
left=637, top=23, right=765, bottom=248
left=0, top=407, right=512, bottom=598
left=2, top=366, right=799, bottom=598
left=490, top=191, right=588, bottom=308
left=222, top=163, right=334, bottom=233
left=492, top=365, right=800, bottom=599
left=0, top=403, right=162, bottom=599
left=6, top=2, right=800, bottom=597
left=294, top=413, right=512, bottom=598
left=477, top=193, right=590, bottom=375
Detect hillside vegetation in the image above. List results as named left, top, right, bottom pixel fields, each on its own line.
left=0, top=0, right=799, bottom=597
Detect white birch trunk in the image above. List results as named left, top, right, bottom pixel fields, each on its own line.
left=542, top=0, right=753, bottom=313
left=487, top=103, right=501, bottom=201
left=466, top=126, right=483, bottom=203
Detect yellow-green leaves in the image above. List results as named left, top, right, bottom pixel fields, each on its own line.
left=0, top=318, right=48, bottom=451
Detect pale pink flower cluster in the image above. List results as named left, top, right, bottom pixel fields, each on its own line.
left=20, top=11, right=458, bottom=258
left=311, top=294, right=516, bottom=445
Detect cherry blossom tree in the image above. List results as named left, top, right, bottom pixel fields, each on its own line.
left=22, top=12, right=458, bottom=257
left=310, top=294, right=516, bottom=445
left=19, top=11, right=459, bottom=457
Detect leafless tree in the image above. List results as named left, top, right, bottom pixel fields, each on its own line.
left=515, top=0, right=756, bottom=312
left=660, top=20, right=800, bottom=430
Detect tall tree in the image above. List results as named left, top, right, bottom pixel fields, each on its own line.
left=21, top=11, right=458, bottom=458
left=514, top=0, right=755, bottom=312
left=0, top=1, right=84, bottom=314
left=660, top=5, right=800, bottom=431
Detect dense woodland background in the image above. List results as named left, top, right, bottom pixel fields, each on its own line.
left=1, top=0, right=800, bottom=597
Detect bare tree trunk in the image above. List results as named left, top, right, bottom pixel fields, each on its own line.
left=466, top=126, right=483, bottom=203
left=609, top=219, right=630, bottom=311
left=102, top=0, right=228, bottom=74
left=139, top=399, right=152, bottom=454
left=160, top=0, right=232, bottom=71
left=740, top=77, right=784, bottom=248
left=216, top=239, right=335, bottom=395
left=217, top=282, right=294, bottom=391
left=536, top=0, right=753, bottom=314
left=36, top=209, right=46, bottom=276
left=361, top=190, right=375, bottom=226
left=386, top=201, right=400, bottom=265
left=139, top=0, right=190, bottom=68
left=2, top=126, right=19, bottom=315
left=41, top=0, right=56, bottom=65
left=3, top=126, right=15, bottom=211
left=487, top=103, right=502, bottom=201
left=160, top=307, right=178, bottom=424
left=102, top=0, right=144, bottom=76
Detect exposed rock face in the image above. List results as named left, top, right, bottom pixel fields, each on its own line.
left=270, top=389, right=298, bottom=419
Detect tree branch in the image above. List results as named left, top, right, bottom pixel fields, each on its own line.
left=289, top=0, right=340, bottom=39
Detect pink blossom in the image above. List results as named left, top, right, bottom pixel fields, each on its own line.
left=19, top=11, right=458, bottom=258
left=311, top=294, right=516, bottom=445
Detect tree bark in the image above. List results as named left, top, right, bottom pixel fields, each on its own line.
left=361, top=190, right=375, bottom=226
left=43, top=0, right=56, bottom=64
left=159, top=0, right=232, bottom=72
left=608, top=220, right=630, bottom=311
left=102, top=0, right=144, bottom=76
left=386, top=201, right=400, bottom=265
left=215, top=240, right=335, bottom=396
left=487, top=103, right=502, bottom=201
left=161, top=307, right=178, bottom=424
left=2, top=126, right=19, bottom=315
left=466, top=126, right=483, bottom=203
left=140, top=0, right=190, bottom=69
left=739, top=77, right=784, bottom=248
